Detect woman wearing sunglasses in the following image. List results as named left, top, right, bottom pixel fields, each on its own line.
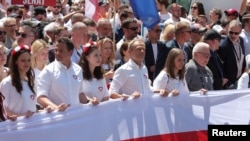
left=187, top=2, right=205, bottom=22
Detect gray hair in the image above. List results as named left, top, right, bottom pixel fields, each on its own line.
left=192, top=42, right=210, bottom=57
left=43, top=22, right=61, bottom=38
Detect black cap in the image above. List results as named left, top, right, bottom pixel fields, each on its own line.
left=203, top=29, right=221, bottom=40
left=33, top=6, right=46, bottom=16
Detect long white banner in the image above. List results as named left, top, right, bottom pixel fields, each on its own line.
left=0, top=89, right=250, bottom=141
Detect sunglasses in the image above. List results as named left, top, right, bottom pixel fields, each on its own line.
left=127, top=27, right=138, bottom=31
left=16, top=32, right=32, bottom=38
left=0, top=31, right=6, bottom=35
left=229, top=31, right=240, bottom=35
left=191, top=6, right=198, bottom=10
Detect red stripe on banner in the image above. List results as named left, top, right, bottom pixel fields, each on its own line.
left=11, top=0, right=56, bottom=6
left=122, top=130, right=207, bottom=141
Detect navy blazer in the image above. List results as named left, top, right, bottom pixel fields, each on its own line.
left=218, top=36, right=246, bottom=86
left=144, top=39, right=167, bottom=82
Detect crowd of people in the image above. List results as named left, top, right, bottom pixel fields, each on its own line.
left=0, top=0, right=250, bottom=122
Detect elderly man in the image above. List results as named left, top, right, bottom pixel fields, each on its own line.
left=37, top=37, right=88, bottom=111
left=109, top=38, right=154, bottom=99
left=185, top=42, right=214, bottom=92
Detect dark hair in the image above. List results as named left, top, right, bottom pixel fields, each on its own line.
left=78, top=43, right=103, bottom=80
left=0, top=92, right=6, bottom=121
left=120, top=41, right=129, bottom=57
left=157, top=0, right=169, bottom=9
left=9, top=47, right=35, bottom=94
left=193, top=2, right=205, bottom=15
left=121, top=18, right=137, bottom=29
left=56, top=37, right=74, bottom=51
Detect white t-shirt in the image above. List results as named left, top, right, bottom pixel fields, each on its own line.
left=0, top=76, right=36, bottom=115
left=37, top=60, right=84, bottom=106
left=109, top=59, right=153, bottom=95
left=82, top=78, right=109, bottom=102
left=153, top=70, right=189, bottom=94
left=237, top=72, right=249, bottom=89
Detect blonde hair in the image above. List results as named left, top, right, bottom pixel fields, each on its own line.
left=161, top=23, right=175, bottom=42
left=0, top=42, right=7, bottom=52
left=97, top=37, right=115, bottom=68
left=31, top=39, right=48, bottom=69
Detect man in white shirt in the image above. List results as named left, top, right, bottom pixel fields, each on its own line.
left=37, top=37, right=88, bottom=111
left=240, top=14, right=250, bottom=56
left=109, top=38, right=154, bottom=100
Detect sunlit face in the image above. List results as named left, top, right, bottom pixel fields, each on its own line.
left=0, top=47, right=7, bottom=66
left=16, top=52, right=31, bottom=74
left=174, top=53, right=185, bottom=72
left=194, top=48, right=210, bottom=67
left=101, top=41, right=113, bottom=60
left=228, top=25, right=241, bottom=42
left=129, top=41, right=145, bottom=66
left=17, top=27, right=35, bottom=46
left=35, top=47, right=49, bottom=65
left=54, top=42, right=72, bottom=65
left=86, top=48, right=102, bottom=68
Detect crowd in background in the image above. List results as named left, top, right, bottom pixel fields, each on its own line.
left=0, top=0, right=250, bottom=122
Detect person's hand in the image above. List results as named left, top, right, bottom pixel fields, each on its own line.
left=222, top=78, right=229, bottom=86
left=57, top=103, right=70, bottom=112
left=171, top=89, right=179, bottom=96
left=200, top=88, right=208, bottom=95
left=159, top=89, right=168, bottom=97
left=104, top=70, right=114, bottom=80
left=90, top=97, right=99, bottom=105
left=25, top=110, right=35, bottom=118
left=132, top=91, right=141, bottom=99
left=121, top=94, right=129, bottom=101
left=7, top=115, right=17, bottom=121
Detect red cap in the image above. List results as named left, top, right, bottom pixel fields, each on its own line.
left=224, top=8, right=238, bottom=17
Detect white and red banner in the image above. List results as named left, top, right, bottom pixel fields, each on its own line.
left=1, top=89, right=250, bottom=141
left=85, top=0, right=99, bottom=22
left=11, top=0, right=56, bottom=6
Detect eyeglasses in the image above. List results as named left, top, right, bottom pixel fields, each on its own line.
left=191, top=6, right=198, bottom=10
left=197, top=52, right=211, bottom=58
left=0, top=31, right=6, bottom=36
left=229, top=31, right=240, bottom=35
left=16, top=32, right=33, bottom=38
left=127, top=27, right=138, bottom=31
left=182, top=30, right=191, bottom=34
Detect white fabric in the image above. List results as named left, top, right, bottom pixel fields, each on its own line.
left=71, top=48, right=82, bottom=64
left=237, top=72, right=249, bottom=89
left=151, top=43, right=158, bottom=63
left=240, top=29, right=250, bottom=56
left=153, top=70, right=189, bottom=94
left=82, top=78, right=109, bottom=102
left=37, top=60, right=84, bottom=106
left=46, top=13, right=64, bottom=21
left=0, top=76, right=36, bottom=115
left=33, top=68, right=41, bottom=93
left=1, top=89, right=250, bottom=141
left=109, top=59, right=153, bottom=95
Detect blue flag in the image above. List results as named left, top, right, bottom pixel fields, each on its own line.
left=129, top=0, right=160, bottom=29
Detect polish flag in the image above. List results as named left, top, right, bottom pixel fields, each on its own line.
left=85, top=0, right=99, bottom=22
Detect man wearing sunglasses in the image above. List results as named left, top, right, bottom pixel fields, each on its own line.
left=145, top=24, right=166, bottom=83
left=47, top=1, right=64, bottom=22
left=115, top=18, right=139, bottom=60
left=218, top=20, right=246, bottom=89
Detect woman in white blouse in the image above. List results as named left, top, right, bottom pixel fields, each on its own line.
left=153, top=48, right=189, bottom=95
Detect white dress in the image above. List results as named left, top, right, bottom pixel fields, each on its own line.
left=153, top=71, right=189, bottom=94
left=0, top=76, right=36, bottom=115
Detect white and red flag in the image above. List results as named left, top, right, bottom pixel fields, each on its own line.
left=85, top=0, right=99, bottom=22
